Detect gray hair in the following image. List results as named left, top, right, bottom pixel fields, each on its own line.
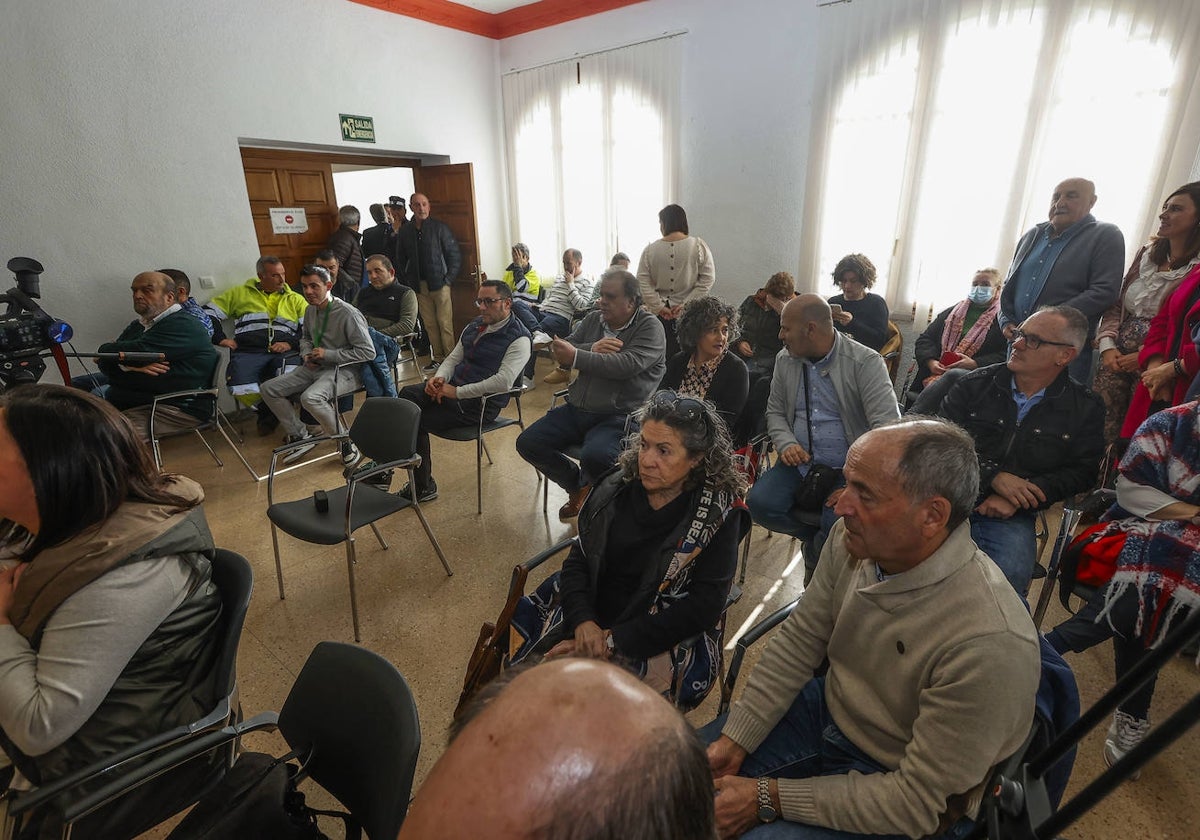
left=618, top=391, right=746, bottom=497
left=601, top=268, right=641, bottom=306
left=1036, top=304, right=1088, bottom=352
left=884, top=417, right=979, bottom=530
left=338, top=205, right=361, bottom=227
left=675, top=296, right=740, bottom=354
left=511, top=242, right=530, bottom=260
left=255, top=255, right=283, bottom=275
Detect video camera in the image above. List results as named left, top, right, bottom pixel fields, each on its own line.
left=0, top=258, right=73, bottom=390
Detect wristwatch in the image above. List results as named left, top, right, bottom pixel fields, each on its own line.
left=756, top=777, right=778, bottom=823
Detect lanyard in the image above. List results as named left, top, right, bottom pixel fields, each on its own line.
left=312, top=303, right=332, bottom=349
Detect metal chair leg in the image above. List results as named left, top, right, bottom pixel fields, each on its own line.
left=738, top=526, right=753, bottom=585
left=481, top=438, right=494, bottom=465
left=193, top=429, right=224, bottom=467
left=270, top=524, right=286, bottom=600
left=369, top=522, right=389, bottom=550
left=344, top=538, right=362, bottom=643
left=412, top=499, right=453, bottom=576
left=476, top=437, right=484, bottom=515
left=216, top=411, right=262, bottom=480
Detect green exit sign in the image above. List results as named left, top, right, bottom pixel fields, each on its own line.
left=340, top=114, right=375, bottom=144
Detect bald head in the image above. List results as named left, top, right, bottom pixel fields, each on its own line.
left=130, top=271, right=176, bottom=319
left=401, top=659, right=715, bottom=840
left=779, top=293, right=835, bottom=359
left=1048, top=178, right=1098, bottom=233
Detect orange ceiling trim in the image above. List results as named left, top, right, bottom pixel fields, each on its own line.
left=349, top=0, right=647, bottom=39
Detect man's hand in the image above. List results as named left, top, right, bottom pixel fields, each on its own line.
left=590, top=337, right=624, bottom=355
left=0, top=562, right=28, bottom=625
left=439, top=383, right=458, bottom=400
left=1002, top=323, right=1017, bottom=341
left=132, top=361, right=171, bottom=376
left=825, top=487, right=845, bottom=508
left=572, top=620, right=609, bottom=659
left=976, top=493, right=1018, bottom=519
left=713, top=775, right=761, bottom=839
left=218, top=338, right=238, bottom=350
left=779, top=444, right=811, bottom=467
left=734, top=340, right=754, bottom=358
left=550, top=337, right=578, bottom=367
left=707, top=735, right=748, bottom=779
left=425, top=376, right=446, bottom=401
left=269, top=341, right=292, bottom=354
left=832, top=310, right=853, bottom=326
left=991, top=472, right=1046, bottom=509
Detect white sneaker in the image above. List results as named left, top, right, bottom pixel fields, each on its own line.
left=531, top=330, right=553, bottom=348
left=281, top=431, right=316, bottom=464
left=340, top=441, right=361, bottom=468
left=1104, top=710, right=1150, bottom=779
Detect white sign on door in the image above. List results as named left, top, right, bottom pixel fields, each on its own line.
left=269, top=207, right=308, bottom=234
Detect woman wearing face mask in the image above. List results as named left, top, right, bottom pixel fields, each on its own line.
left=909, top=268, right=1006, bottom=412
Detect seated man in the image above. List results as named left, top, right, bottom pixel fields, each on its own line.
left=511, top=248, right=594, bottom=384
left=516, top=269, right=666, bottom=519
left=259, top=265, right=374, bottom=466
left=353, top=254, right=418, bottom=397
left=202, top=256, right=308, bottom=435
left=937, top=304, right=1105, bottom=595
left=97, top=271, right=217, bottom=440
left=747, top=294, right=898, bottom=581
left=396, top=280, right=531, bottom=501
left=706, top=420, right=1040, bottom=839
left=158, top=268, right=214, bottom=337
left=401, top=659, right=716, bottom=840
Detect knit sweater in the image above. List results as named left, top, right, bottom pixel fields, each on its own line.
left=98, top=310, right=217, bottom=418
left=723, top=519, right=1039, bottom=836
left=636, top=236, right=716, bottom=311
left=566, top=310, right=666, bottom=414
left=299, top=296, right=375, bottom=368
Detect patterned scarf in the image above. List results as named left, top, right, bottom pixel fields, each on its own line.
left=941, top=294, right=1001, bottom=356
left=680, top=352, right=723, bottom=401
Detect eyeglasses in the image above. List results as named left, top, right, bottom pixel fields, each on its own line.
left=474, top=297, right=504, bottom=307
left=649, top=390, right=709, bottom=426
left=1009, top=328, right=1073, bottom=350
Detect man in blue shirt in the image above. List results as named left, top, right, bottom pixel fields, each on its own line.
left=999, top=178, right=1124, bottom=383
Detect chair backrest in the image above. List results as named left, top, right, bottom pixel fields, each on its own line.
left=349, top=397, right=420, bottom=465
left=207, top=549, right=254, bottom=710
left=278, top=641, right=421, bottom=840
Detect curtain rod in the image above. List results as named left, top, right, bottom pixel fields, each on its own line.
left=502, top=29, right=687, bottom=76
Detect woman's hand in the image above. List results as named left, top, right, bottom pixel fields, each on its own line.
left=735, top=340, right=754, bottom=358
left=658, top=306, right=676, bottom=320
left=1141, top=361, right=1176, bottom=401
left=832, top=310, right=853, bottom=326
left=572, top=620, right=609, bottom=659
left=1101, top=348, right=1121, bottom=372
left=927, top=360, right=948, bottom=376
left=948, top=356, right=978, bottom=371
left=1116, top=352, right=1141, bottom=373
left=0, top=562, right=27, bottom=625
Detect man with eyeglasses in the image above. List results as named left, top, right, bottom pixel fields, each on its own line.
left=395, top=280, right=531, bottom=502
left=937, top=304, right=1105, bottom=595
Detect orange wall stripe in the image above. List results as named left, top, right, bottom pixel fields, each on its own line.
left=349, top=0, right=647, bottom=40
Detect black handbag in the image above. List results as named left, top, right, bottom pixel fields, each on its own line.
left=792, top=363, right=843, bottom=511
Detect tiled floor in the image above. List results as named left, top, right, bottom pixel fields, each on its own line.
left=139, top=353, right=1199, bottom=838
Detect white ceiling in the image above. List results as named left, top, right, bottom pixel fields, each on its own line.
left=455, top=1, right=531, bottom=12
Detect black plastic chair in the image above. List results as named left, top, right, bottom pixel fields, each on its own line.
left=718, top=597, right=800, bottom=716
left=267, top=397, right=452, bottom=642
left=4, top=549, right=254, bottom=839
left=427, top=378, right=530, bottom=514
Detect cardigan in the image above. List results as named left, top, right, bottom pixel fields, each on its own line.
left=636, top=236, right=716, bottom=312
left=660, top=351, right=749, bottom=433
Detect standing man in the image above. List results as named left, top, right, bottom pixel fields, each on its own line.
left=313, top=250, right=349, bottom=301
left=97, top=271, right=216, bottom=440
left=395, top=192, right=461, bottom=372
left=384, top=195, right=407, bottom=266
left=203, top=256, right=308, bottom=435
left=354, top=254, right=418, bottom=397
left=938, top=305, right=1105, bottom=594
left=515, top=269, right=666, bottom=519
left=396, top=280, right=530, bottom=502
left=327, top=204, right=365, bottom=300
left=360, top=203, right=390, bottom=258
left=999, top=178, right=1124, bottom=382
left=747, top=294, right=899, bottom=581
left=707, top=420, right=1040, bottom=839
left=259, top=265, right=375, bottom=466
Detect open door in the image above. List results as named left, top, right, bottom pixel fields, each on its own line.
left=414, top=163, right=482, bottom=338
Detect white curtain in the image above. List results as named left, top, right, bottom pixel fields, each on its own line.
left=799, top=0, right=1200, bottom=324
left=501, top=35, right=681, bottom=279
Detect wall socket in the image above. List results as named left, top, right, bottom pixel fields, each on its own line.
left=197, top=275, right=216, bottom=289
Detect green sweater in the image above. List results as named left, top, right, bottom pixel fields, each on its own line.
left=98, top=309, right=217, bottom=418
left=723, top=519, right=1039, bottom=836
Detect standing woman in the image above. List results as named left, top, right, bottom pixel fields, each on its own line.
left=1095, top=182, right=1200, bottom=446
left=828, top=253, right=890, bottom=352
left=637, top=204, right=716, bottom=358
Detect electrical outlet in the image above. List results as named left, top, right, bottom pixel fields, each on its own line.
left=198, top=275, right=216, bottom=289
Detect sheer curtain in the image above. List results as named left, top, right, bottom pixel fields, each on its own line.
left=501, top=35, right=681, bottom=278
left=800, top=0, right=1200, bottom=322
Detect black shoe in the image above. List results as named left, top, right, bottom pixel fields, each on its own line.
left=398, top=480, right=438, bottom=503
left=421, top=360, right=440, bottom=374
left=351, top=459, right=394, bottom=491
left=256, top=409, right=280, bottom=437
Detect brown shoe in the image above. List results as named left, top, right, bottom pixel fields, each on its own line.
left=558, top=485, right=591, bottom=520
left=543, top=366, right=571, bottom=385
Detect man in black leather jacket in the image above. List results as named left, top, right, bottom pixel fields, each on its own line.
left=937, top=305, right=1104, bottom=595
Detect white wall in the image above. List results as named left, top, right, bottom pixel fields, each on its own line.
left=498, top=0, right=822, bottom=303
left=0, top=0, right=504, bottom=361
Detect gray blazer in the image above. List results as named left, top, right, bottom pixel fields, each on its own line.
left=766, top=331, right=900, bottom=456
left=999, top=215, right=1124, bottom=331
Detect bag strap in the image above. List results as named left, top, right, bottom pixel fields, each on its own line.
left=802, top=362, right=814, bottom=454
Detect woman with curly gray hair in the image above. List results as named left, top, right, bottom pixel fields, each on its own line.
left=509, top=391, right=748, bottom=709
left=660, top=296, right=749, bottom=435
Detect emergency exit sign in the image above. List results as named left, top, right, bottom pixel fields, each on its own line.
left=340, top=114, right=375, bottom=143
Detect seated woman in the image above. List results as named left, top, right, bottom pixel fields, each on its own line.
left=908, top=268, right=1006, bottom=413
left=660, top=296, right=748, bottom=434
left=828, top=253, right=890, bottom=352
left=735, top=271, right=795, bottom=381
left=508, top=391, right=748, bottom=709
left=1047, top=400, right=1200, bottom=774
left=0, top=385, right=222, bottom=839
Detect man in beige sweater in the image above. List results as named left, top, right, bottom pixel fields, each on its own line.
left=707, top=419, right=1040, bottom=839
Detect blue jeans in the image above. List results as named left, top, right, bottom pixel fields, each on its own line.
left=700, top=679, right=975, bottom=840
left=362, top=328, right=399, bottom=398
left=516, top=402, right=627, bottom=492
left=71, top=372, right=109, bottom=398
left=537, top=312, right=572, bottom=337
left=969, top=510, right=1037, bottom=595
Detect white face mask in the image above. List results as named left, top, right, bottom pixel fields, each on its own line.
left=967, top=286, right=993, bottom=305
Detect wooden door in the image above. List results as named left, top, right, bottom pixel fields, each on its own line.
left=414, top=163, right=482, bottom=338
left=240, top=149, right=340, bottom=287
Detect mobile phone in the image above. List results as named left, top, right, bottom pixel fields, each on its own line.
left=830, top=303, right=843, bottom=314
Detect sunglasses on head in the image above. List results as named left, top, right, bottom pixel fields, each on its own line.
left=649, top=390, right=709, bottom=426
